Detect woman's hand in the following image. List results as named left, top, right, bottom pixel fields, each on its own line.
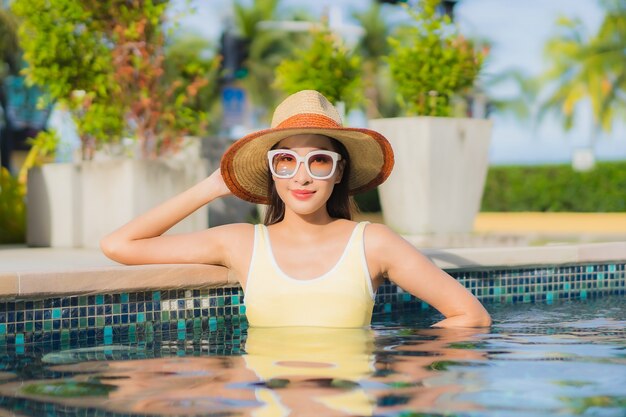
left=204, top=168, right=232, bottom=200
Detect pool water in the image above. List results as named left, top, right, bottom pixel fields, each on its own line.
left=0, top=296, right=624, bottom=417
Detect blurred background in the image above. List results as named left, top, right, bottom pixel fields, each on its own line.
left=0, top=0, right=624, bottom=245
left=167, top=0, right=626, bottom=165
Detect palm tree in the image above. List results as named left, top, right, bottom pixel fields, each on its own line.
left=540, top=1, right=626, bottom=136
left=232, top=0, right=311, bottom=121
left=483, top=68, right=542, bottom=134
left=233, top=0, right=279, bottom=40
left=352, top=2, right=400, bottom=118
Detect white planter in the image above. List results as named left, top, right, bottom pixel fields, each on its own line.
left=27, top=158, right=208, bottom=248
left=27, top=163, right=82, bottom=247
left=369, top=116, right=492, bottom=235
left=81, top=159, right=208, bottom=249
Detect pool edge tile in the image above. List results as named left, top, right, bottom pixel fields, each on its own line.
left=17, top=264, right=230, bottom=298
left=421, top=241, right=626, bottom=270
left=422, top=245, right=580, bottom=269
left=577, top=242, right=626, bottom=263
left=0, top=272, right=18, bottom=297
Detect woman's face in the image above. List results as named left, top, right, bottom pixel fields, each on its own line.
left=271, top=134, right=344, bottom=217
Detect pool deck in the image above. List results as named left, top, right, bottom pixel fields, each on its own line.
left=1, top=212, right=625, bottom=299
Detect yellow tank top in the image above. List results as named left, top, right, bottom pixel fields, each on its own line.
left=244, top=222, right=375, bottom=328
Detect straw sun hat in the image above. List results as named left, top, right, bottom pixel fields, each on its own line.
left=220, top=90, right=395, bottom=204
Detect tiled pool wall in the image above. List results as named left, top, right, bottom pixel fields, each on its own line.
left=0, top=262, right=624, bottom=346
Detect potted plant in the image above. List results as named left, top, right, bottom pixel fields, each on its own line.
left=274, top=25, right=363, bottom=118
left=13, top=0, right=221, bottom=248
left=368, top=0, right=491, bottom=235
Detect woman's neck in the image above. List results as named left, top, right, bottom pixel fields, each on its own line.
left=280, top=208, right=336, bottom=231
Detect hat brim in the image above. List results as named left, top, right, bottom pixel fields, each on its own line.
left=221, top=126, right=395, bottom=204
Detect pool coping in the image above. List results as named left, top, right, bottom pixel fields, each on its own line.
left=1, top=241, right=624, bottom=299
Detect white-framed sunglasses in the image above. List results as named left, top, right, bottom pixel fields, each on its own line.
left=267, top=149, right=342, bottom=180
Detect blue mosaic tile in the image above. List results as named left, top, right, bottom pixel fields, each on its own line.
left=371, top=262, right=626, bottom=315
left=0, top=262, right=623, bottom=344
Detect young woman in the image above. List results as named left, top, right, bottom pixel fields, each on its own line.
left=101, top=90, right=491, bottom=329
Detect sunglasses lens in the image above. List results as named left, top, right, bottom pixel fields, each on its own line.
left=272, top=152, right=297, bottom=177
left=308, top=153, right=335, bottom=178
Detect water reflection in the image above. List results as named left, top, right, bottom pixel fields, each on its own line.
left=1, top=298, right=625, bottom=416
left=0, top=326, right=488, bottom=416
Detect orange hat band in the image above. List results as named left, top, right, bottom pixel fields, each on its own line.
left=276, top=113, right=342, bottom=129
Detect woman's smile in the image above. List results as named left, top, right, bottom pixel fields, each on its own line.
left=290, top=189, right=316, bottom=200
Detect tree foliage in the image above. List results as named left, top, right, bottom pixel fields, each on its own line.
left=0, top=167, right=25, bottom=244
left=163, top=33, right=222, bottom=136
left=540, top=0, right=626, bottom=132
left=386, top=0, right=485, bottom=117
left=352, top=2, right=400, bottom=119
left=274, top=28, right=363, bottom=111
left=233, top=0, right=280, bottom=39
left=12, top=0, right=218, bottom=159
left=12, top=0, right=119, bottom=157
left=484, top=68, right=542, bottom=127
left=0, top=9, right=21, bottom=79
left=232, top=0, right=311, bottom=118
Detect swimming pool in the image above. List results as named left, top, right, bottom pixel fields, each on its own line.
left=0, top=246, right=624, bottom=416
left=0, top=296, right=623, bottom=416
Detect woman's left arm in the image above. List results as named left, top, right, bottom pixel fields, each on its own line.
left=366, top=224, right=491, bottom=328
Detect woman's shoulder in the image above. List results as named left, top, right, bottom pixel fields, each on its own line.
left=362, top=222, right=403, bottom=248
left=361, top=220, right=393, bottom=233
left=212, top=222, right=256, bottom=233
left=209, top=222, right=256, bottom=246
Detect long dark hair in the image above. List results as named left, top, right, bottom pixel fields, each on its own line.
left=263, top=138, right=357, bottom=225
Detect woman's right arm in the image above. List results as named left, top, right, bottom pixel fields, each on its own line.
left=100, top=169, right=240, bottom=266
left=366, top=224, right=491, bottom=328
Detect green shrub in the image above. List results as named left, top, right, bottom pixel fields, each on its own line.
left=13, top=0, right=218, bottom=159
left=359, top=162, right=626, bottom=213
left=481, top=161, right=626, bottom=212
left=0, top=168, right=25, bottom=244
left=386, top=0, right=485, bottom=117
left=274, top=28, right=363, bottom=111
